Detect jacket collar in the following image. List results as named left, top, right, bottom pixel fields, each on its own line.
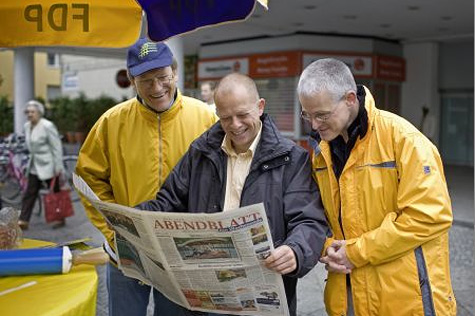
left=360, top=85, right=378, bottom=134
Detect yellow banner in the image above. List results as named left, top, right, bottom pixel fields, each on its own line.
left=257, top=0, right=268, bottom=9
left=0, top=0, right=142, bottom=48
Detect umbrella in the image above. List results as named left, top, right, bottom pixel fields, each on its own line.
left=0, top=0, right=268, bottom=48
left=139, top=0, right=267, bottom=42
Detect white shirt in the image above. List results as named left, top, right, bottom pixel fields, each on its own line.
left=221, top=122, right=262, bottom=211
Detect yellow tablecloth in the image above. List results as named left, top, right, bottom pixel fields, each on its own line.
left=0, top=239, right=98, bottom=316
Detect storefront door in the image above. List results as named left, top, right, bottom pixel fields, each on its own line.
left=440, top=93, right=474, bottom=166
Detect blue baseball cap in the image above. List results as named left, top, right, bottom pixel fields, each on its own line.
left=127, top=38, right=174, bottom=77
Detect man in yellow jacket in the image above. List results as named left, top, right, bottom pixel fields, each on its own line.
left=297, top=58, right=456, bottom=316
left=75, top=38, right=217, bottom=316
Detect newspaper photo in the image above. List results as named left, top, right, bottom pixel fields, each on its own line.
left=73, top=174, right=290, bottom=316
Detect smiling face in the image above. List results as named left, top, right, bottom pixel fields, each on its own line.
left=216, top=85, right=265, bottom=154
left=299, top=91, right=358, bottom=142
left=131, top=66, right=178, bottom=112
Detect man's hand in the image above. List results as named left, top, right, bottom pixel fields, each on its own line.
left=264, top=245, right=297, bottom=275
left=319, top=240, right=354, bottom=274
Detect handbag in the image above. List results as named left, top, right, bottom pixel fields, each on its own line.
left=43, top=176, right=74, bottom=223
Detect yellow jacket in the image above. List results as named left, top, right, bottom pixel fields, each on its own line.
left=312, top=87, right=456, bottom=316
left=76, top=91, right=217, bottom=251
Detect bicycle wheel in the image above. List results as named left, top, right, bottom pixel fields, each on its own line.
left=0, top=156, right=10, bottom=183
left=0, top=162, right=9, bottom=183
left=63, top=155, right=80, bottom=202
left=0, top=174, right=22, bottom=206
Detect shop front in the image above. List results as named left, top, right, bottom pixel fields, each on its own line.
left=197, top=49, right=405, bottom=146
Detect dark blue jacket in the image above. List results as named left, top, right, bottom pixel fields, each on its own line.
left=138, top=114, right=329, bottom=315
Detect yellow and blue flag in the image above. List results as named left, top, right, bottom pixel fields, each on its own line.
left=138, top=0, right=257, bottom=42
left=0, top=0, right=268, bottom=47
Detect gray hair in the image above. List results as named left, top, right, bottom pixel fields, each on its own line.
left=297, top=58, right=357, bottom=102
left=25, top=100, right=45, bottom=116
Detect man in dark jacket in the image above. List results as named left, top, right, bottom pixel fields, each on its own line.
left=138, top=73, right=329, bottom=316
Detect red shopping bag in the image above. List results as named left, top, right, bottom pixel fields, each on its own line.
left=44, top=176, right=74, bottom=223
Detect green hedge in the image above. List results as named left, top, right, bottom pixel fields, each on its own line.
left=0, top=95, right=13, bottom=136
left=50, top=93, right=117, bottom=134
left=0, top=94, right=117, bottom=137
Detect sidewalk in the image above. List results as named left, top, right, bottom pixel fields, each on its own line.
left=20, top=164, right=473, bottom=315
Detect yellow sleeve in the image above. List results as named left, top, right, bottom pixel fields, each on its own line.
left=75, top=119, right=115, bottom=247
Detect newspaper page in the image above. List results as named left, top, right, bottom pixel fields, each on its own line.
left=73, top=174, right=290, bottom=316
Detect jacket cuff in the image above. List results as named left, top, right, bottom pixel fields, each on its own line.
left=345, top=238, right=368, bottom=268
left=282, top=241, right=301, bottom=277
left=322, top=237, right=335, bottom=257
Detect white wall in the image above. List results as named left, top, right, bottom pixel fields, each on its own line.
left=200, top=34, right=402, bottom=58
left=61, top=55, right=133, bottom=101
left=401, top=42, right=440, bottom=144
left=59, top=37, right=186, bottom=100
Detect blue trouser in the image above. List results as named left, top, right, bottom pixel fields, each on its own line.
left=107, top=263, right=242, bottom=316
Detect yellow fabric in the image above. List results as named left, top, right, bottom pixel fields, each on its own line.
left=313, top=87, right=456, bottom=315
left=76, top=91, right=218, bottom=250
left=221, top=121, right=262, bottom=211
left=257, top=0, right=269, bottom=9
left=0, top=0, right=142, bottom=47
left=0, top=239, right=97, bottom=316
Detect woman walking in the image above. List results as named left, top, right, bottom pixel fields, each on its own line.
left=18, top=100, right=65, bottom=230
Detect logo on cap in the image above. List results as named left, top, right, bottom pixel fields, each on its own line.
left=139, top=42, right=158, bottom=59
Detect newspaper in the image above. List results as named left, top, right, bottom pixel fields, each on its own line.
left=73, top=174, right=290, bottom=316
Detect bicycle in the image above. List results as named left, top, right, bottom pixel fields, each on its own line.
left=0, top=137, right=29, bottom=206
left=0, top=134, right=80, bottom=209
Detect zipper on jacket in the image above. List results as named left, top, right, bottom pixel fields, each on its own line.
left=415, top=246, right=436, bottom=316
left=336, top=170, right=346, bottom=240
left=157, top=114, right=163, bottom=188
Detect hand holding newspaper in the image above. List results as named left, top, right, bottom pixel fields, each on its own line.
left=73, top=174, right=290, bottom=316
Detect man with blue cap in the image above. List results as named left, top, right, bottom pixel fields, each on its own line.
left=76, top=38, right=217, bottom=315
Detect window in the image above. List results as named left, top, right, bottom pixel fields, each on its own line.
left=47, top=53, right=59, bottom=67
left=255, top=77, right=296, bottom=134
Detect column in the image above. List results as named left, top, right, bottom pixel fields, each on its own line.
left=401, top=42, right=439, bottom=144
left=166, top=37, right=184, bottom=91
left=14, top=47, right=35, bottom=134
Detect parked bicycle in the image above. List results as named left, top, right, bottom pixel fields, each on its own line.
left=0, top=134, right=80, bottom=209
left=0, top=135, right=29, bottom=205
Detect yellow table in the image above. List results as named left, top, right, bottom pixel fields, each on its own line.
left=0, top=239, right=98, bottom=316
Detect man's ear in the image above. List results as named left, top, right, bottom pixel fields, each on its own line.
left=345, top=91, right=357, bottom=107
left=258, top=98, right=266, bottom=115
left=127, top=72, right=136, bottom=89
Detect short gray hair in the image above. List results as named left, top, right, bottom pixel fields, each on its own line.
left=25, top=100, right=45, bottom=116
left=297, top=58, right=357, bottom=102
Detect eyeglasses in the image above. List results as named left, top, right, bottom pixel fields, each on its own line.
left=136, top=74, right=174, bottom=88
left=300, top=98, right=344, bottom=123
